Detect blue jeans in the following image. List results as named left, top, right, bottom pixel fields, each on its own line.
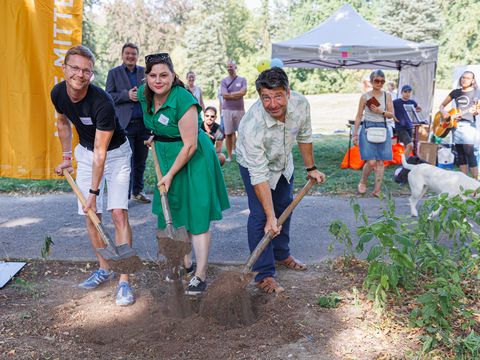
left=239, top=165, right=293, bottom=282
left=125, top=118, right=150, bottom=196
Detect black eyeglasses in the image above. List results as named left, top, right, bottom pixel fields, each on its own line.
left=145, top=53, right=170, bottom=65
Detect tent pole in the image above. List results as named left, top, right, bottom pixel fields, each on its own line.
left=430, top=62, right=437, bottom=125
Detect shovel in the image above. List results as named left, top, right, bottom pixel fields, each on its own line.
left=240, top=178, right=316, bottom=283
left=146, top=138, right=192, bottom=262
left=63, top=169, right=143, bottom=274
left=199, top=178, right=317, bottom=326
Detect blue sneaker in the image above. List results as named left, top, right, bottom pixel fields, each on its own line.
left=78, top=269, right=114, bottom=290
left=115, top=281, right=135, bottom=306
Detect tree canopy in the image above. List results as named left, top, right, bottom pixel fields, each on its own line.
left=83, top=0, right=480, bottom=95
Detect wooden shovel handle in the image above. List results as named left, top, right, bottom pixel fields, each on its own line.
left=145, top=136, right=175, bottom=226
left=145, top=136, right=167, bottom=194
left=62, top=169, right=101, bottom=227
left=243, top=178, right=316, bottom=272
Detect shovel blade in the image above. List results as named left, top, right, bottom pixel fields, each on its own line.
left=240, top=271, right=257, bottom=287
left=97, top=244, right=143, bottom=274
left=156, top=226, right=192, bottom=259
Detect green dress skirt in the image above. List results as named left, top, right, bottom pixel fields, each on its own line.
left=138, top=84, right=230, bottom=235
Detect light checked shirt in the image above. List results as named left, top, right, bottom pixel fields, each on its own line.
left=236, top=91, right=313, bottom=190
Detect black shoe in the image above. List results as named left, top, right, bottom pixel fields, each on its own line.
left=183, top=263, right=196, bottom=279
left=185, top=276, right=207, bottom=295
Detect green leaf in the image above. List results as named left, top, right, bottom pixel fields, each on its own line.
left=417, top=292, right=435, bottom=304
left=389, top=248, right=414, bottom=269
left=380, top=274, right=389, bottom=289
left=422, top=335, right=434, bottom=353
left=367, top=244, right=383, bottom=262
left=356, top=232, right=374, bottom=253
left=385, top=265, right=399, bottom=288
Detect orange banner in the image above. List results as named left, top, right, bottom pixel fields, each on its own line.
left=0, top=0, right=83, bottom=179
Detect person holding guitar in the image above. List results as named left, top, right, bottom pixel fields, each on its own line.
left=439, top=71, right=480, bottom=178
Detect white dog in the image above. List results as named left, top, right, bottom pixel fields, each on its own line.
left=401, top=155, right=480, bottom=217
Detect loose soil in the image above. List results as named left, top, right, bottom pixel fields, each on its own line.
left=0, top=259, right=421, bottom=359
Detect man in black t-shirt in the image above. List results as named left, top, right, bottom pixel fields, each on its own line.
left=51, top=45, right=135, bottom=306
left=200, top=106, right=226, bottom=165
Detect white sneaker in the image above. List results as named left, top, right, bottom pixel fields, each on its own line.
left=225, top=157, right=232, bottom=162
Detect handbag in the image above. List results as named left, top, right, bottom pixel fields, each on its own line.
left=365, top=91, right=388, bottom=143
left=365, top=127, right=387, bottom=143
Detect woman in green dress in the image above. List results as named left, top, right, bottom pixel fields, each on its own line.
left=138, top=53, right=230, bottom=295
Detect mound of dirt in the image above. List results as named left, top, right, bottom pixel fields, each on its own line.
left=199, top=270, right=256, bottom=327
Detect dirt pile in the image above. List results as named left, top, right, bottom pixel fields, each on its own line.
left=199, top=270, right=256, bottom=326
left=106, top=254, right=144, bottom=274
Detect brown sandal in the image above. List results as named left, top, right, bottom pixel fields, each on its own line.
left=276, top=256, right=307, bottom=271
left=256, top=277, right=285, bottom=294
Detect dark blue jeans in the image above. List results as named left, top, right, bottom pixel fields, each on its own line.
left=239, top=165, right=293, bottom=282
left=125, top=118, right=150, bottom=196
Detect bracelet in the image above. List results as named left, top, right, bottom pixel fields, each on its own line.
left=62, top=156, right=72, bottom=161
left=306, top=165, right=317, bottom=172
left=89, top=188, right=100, bottom=196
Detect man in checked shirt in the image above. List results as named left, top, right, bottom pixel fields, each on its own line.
left=236, top=67, right=326, bottom=294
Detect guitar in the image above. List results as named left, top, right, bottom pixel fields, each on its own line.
left=432, top=106, right=479, bottom=138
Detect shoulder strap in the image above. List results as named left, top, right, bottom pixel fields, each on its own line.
left=226, top=76, right=238, bottom=91
left=383, top=92, right=387, bottom=127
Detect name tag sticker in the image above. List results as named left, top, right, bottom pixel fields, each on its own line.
left=158, top=114, right=170, bottom=125
left=79, top=117, right=93, bottom=125
left=290, top=127, right=299, bottom=137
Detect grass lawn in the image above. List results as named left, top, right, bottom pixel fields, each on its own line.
left=0, top=135, right=407, bottom=196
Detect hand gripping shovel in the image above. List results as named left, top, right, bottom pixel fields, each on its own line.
left=63, top=170, right=143, bottom=274
left=147, top=139, right=192, bottom=262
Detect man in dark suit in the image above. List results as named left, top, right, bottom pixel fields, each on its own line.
left=106, top=43, right=151, bottom=203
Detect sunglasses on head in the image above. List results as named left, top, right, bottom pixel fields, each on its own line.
left=145, top=53, right=170, bottom=65
left=373, top=79, right=385, bottom=84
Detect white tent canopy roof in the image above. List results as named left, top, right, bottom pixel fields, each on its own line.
left=272, top=4, right=438, bottom=69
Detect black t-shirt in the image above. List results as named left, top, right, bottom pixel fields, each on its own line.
left=200, top=122, right=222, bottom=144
left=448, top=88, right=480, bottom=122
left=51, top=81, right=126, bottom=150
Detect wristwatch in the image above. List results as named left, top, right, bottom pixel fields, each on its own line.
left=89, top=188, right=100, bottom=196
left=306, top=165, right=317, bottom=172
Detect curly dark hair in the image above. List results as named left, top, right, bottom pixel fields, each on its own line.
left=255, top=67, right=289, bottom=93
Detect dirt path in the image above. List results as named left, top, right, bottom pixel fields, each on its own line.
left=1, top=260, right=418, bottom=359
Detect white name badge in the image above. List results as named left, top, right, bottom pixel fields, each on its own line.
left=79, top=117, right=93, bottom=125
left=158, top=114, right=170, bottom=125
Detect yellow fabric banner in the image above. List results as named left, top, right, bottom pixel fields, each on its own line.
left=0, top=0, right=83, bottom=179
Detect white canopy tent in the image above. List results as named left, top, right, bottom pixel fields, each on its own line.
left=272, top=3, right=439, bottom=120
